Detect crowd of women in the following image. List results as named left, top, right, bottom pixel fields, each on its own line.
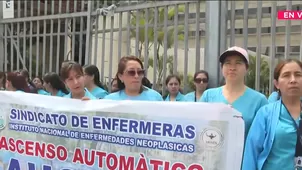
left=0, top=45, right=302, bottom=169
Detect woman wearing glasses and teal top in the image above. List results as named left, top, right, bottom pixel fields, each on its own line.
left=243, top=59, right=302, bottom=170
left=200, top=46, right=268, bottom=138
left=83, top=64, right=108, bottom=99
left=43, top=72, right=69, bottom=97
left=60, top=61, right=96, bottom=100
left=164, top=74, right=186, bottom=101
left=185, top=70, right=209, bottom=102
left=104, top=56, right=163, bottom=101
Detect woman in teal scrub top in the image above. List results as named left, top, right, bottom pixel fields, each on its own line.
left=200, top=46, right=268, bottom=138
left=83, top=64, right=108, bottom=99
left=185, top=70, right=209, bottom=102
left=60, top=61, right=96, bottom=100
left=32, top=77, right=50, bottom=95
left=5, top=72, right=30, bottom=93
left=43, top=72, right=69, bottom=97
left=164, top=74, right=185, bottom=101
left=104, top=56, right=163, bottom=101
left=243, top=59, right=302, bottom=170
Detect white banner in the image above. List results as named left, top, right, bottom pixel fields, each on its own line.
left=0, top=91, right=244, bottom=170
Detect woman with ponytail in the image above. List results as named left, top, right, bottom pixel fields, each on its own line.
left=83, top=64, right=108, bottom=99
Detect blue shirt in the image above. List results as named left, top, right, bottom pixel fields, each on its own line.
left=200, top=86, right=268, bottom=137
left=104, top=88, right=163, bottom=101
left=55, top=90, right=67, bottom=97
left=90, top=87, right=108, bottom=99
left=37, top=89, right=50, bottom=95
left=184, top=91, right=202, bottom=102
left=262, top=104, right=298, bottom=170
left=268, top=91, right=279, bottom=103
left=242, top=100, right=299, bottom=170
left=268, top=91, right=302, bottom=103
left=64, top=88, right=97, bottom=100
left=165, top=92, right=186, bottom=101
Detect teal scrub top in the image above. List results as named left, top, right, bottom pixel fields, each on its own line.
left=104, top=88, right=163, bottom=101
left=268, top=91, right=302, bottom=103
left=90, top=86, right=109, bottom=99
left=165, top=92, right=186, bottom=101
left=55, top=90, right=67, bottom=97
left=15, top=90, right=25, bottom=93
left=268, top=91, right=279, bottom=103
left=262, top=104, right=299, bottom=170
left=64, top=88, right=97, bottom=100
left=200, top=86, right=268, bottom=137
left=242, top=100, right=302, bottom=170
left=37, top=89, right=50, bottom=95
left=184, top=91, right=202, bottom=102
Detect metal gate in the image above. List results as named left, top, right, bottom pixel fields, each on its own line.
left=0, top=0, right=207, bottom=93
left=0, top=1, right=300, bottom=94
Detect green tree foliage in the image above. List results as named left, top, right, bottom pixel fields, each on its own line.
left=245, top=55, right=270, bottom=95
left=129, top=5, right=196, bottom=91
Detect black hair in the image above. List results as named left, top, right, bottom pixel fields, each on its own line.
left=83, top=65, right=105, bottom=89
left=142, top=77, right=152, bottom=88
left=43, top=72, right=69, bottom=94
left=19, top=69, right=37, bottom=93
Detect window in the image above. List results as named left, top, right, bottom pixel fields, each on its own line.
left=292, top=4, right=302, bottom=10
left=263, top=7, right=272, bottom=14
left=276, top=46, right=285, bottom=53
left=235, top=28, right=243, bottom=34
left=291, top=46, right=300, bottom=53
left=179, top=12, right=206, bottom=19
left=199, top=12, right=205, bottom=18
left=248, top=8, right=257, bottom=15
left=276, top=26, right=285, bottom=33
left=262, top=27, right=271, bottom=34
left=190, top=30, right=206, bottom=37
left=235, top=9, right=244, bottom=15
left=189, top=13, right=196, bottom=18
left=248, top=47, right=257, bottom=52
left=248, top=28, right=257, bottom=34
left=291, top=25, right=301, bottom=32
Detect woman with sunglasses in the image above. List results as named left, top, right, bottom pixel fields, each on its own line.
left=164, top=74, right=185, bottom=101
left=104, top=56, right=163, bottom=101
left=185, top=70, right=209, bottom=102
left=60, top=61, right=96, bottom=100
left=200, top=46, right=268, bottom=138
left=243, top=59, right=302, bottom=170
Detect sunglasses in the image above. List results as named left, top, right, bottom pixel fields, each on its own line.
left=125, top=69, right=145, bottom=77
left=194, top=78, right=208, bottom=84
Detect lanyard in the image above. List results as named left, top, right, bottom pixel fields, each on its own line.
left=281, top=101, right=302, bottom=146
left=194, top=91, right=197, bottom=102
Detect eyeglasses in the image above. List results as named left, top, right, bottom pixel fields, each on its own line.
left=125, top=69, right=145, bottom=77
left=194, top=78, right=208, bottom=84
